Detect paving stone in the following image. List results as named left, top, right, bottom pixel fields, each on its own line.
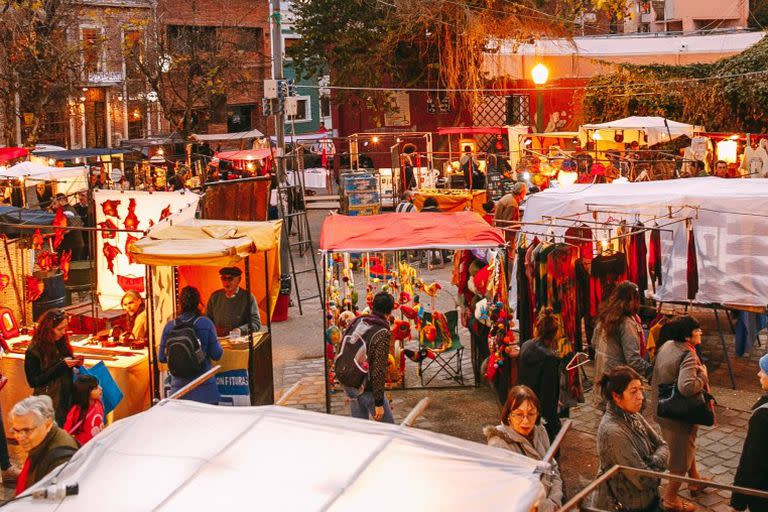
left=696, top=492, right=726, bottom=507
left=708, top=464, right=731, bottom=476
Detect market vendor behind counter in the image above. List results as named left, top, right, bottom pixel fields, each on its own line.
left=205, top=267, right=261, bottom=337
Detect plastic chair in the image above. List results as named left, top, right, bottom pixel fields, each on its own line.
left=418, top=310, right=464, bottom=386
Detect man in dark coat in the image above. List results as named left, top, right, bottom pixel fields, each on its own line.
left=732, top=353, right=768, bottom=512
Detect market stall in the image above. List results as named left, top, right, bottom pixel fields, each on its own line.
left=129, top=219, right=282, bottom=405
left=0, top=162, right=88, bottom=207
left=412, top=188, right=488, bottom=214
left=319, top=211, right=510, bottom=411
left=0, top=336, right=149, bottom=428
left=8, top=401, right=547, bottom=512
left=513, top=178, right=768, bottom=387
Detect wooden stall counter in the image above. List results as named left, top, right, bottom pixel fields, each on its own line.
left=0, top=335, right=150, bottom=437
left=413, top=189, right=487, bottom=214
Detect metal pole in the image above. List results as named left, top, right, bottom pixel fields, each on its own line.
left=400, top=397, right=431, bottom=427
left=541, top=419, right=572, bottom=464
left=535, top=88, right=544, bottom=133
left=270, top=0, right=286, bottom=182
left=713, top=305, right=736, bottom=389
left=323, top=252, right=331, bottom=414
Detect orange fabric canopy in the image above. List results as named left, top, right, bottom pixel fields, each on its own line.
left=320, top=211, right=505, bottom=252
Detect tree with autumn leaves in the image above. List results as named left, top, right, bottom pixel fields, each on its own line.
left=288, top=0, right=631, bottom=112
left=0, top=0, right=86, bottom=146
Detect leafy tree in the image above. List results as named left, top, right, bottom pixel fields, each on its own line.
left=0, top=0, right=88, bottom=146
left=750, top=0, right=768, bottom=29
left=124, top=5, right=267, bottom=138
left=583, top=37, right=768, bottom=132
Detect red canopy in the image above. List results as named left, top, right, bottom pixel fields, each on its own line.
left=437, top=127, right=506, bottom=136
left=320, top=211, right=506, bottom=252
left=216, top=148, right=272, bottom=161
left=0, top=147, right=28, bottom=163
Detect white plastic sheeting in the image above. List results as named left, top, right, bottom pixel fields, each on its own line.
left=579, top=117, right=700, bottom=147
left=518, top=178, right=768, bottom=307
left=10, top=402, right=545, bottom=512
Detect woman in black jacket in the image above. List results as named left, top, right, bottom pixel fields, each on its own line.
left=24, top=309, right=83, bottom=426
left=732, top=353, right=768, bottom=512
left=518, top=309, right=562, bottom=442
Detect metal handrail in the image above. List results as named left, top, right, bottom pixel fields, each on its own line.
left=557, top=465, right=768, bottom=511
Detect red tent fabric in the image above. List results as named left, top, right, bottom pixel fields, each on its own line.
left=216, top=148, right=272, bottom=161
left=320, top=211, right=506, bottom=252
left=0, top=147, right=28, bottom=163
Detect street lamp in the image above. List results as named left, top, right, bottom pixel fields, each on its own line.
left=531, top=63, right=549, bottom=133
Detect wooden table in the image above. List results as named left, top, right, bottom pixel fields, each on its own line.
left=1, top=335, right=150, bottom=436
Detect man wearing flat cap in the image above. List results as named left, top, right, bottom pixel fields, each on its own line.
left=205, top=267, right=261, bottom=337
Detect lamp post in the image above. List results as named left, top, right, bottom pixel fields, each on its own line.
left=531, top=63, right=549, bottom=133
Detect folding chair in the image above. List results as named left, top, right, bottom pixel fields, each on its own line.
left=418, top=310, right=465, bottom=386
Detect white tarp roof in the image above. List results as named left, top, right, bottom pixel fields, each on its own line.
left=504, top=31, right=764, bottom=57
left=518, top=178, right=768, bottom=308
left=0, top=161, right=88, bottom=182
left=579, top=116, right=700, bottom=146
left=191, top=129, right=264, bottom=141
left=11, top=402, right=545, bottom=512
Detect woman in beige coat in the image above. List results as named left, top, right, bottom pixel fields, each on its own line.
left=651, top=315, right=709, bottom=512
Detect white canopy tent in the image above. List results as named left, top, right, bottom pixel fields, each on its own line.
left=11, top=402, right=545, bottom=511
left=191, top=129, right=265, bottom=141
left=518, top=178, right=768, bottom=308
left=0, top=162, right=88, bottom=202
left=579, top=116, right=701, bottom=147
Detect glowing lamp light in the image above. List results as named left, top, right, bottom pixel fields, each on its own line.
left=48, top=159, right=56, bottom=166
left=372, top=136, right=380, bottom=144
left=156, top=147, right=165, bottom=156
left=593, top=131, right=602, bottom=141
left=531, top=63, right=549, bottom=86
left=523, top=171, right=531, bottom=181
left=729, top=134, right=740, bottom=140
left=601, top=239, right=609, bottom=250
left=716, top=139, right=738, bottom=164
left=246, top=162, right=255, bottom=171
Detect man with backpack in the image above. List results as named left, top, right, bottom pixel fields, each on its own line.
left=159, top=286, right=223, bottom=404
left=334, top=292, right=395, bottom=423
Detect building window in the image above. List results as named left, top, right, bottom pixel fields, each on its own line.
left=231, top=28, right=262, bottom=51
left=167, top=25, right=216, bottom=53
left=320, top=96, right=331, bottom=118
left=227, top=105, right=253, bottom=132
left=505, top=95, right=530, bottom=126
left=123, top=29, right=144, bottom=80
left=286, top=96, right=311, bottom=123
left=81, top=28, right=103, bottom=74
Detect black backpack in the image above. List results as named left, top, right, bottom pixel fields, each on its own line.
left=334, top=316, right=388, bottom=389
left=165, top=317, right=206, bottom=379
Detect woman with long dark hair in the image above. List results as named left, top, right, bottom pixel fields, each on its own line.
left=592, top=281, right=652, bottom=408
left=518, top=308, right=562, bottom=441
left=24, top=309, right=82, bottom=426
left=652, top=315, right=709, bottom=512
left=63, top=374, right=104, bottom=446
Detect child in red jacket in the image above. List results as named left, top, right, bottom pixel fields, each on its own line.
left=63, top=375, right=104, bottom=446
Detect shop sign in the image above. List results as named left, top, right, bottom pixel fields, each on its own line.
left=88, top=71, right=124, bottom=84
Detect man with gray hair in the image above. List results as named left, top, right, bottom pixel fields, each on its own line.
left=9, top=395, right=78, bottom=495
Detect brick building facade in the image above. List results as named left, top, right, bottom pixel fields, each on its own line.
left=155, top=0, right=271, bottom=137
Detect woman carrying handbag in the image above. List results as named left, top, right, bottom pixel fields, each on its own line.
left=651, top=315, right=712, bottom=512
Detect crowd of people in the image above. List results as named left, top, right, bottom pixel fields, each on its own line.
left=335, top=280, right=767, bottom=512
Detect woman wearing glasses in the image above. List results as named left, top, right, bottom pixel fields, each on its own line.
left=651, top=315, right=710, bottom=512
left=24, top=310, right=83, bottom=426
left=484, top=385, right=563, bottom=512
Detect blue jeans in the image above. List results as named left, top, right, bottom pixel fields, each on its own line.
left=344, top=387, right=394, bottom=424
